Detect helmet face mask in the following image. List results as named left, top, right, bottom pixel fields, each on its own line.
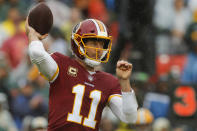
left=74, top=33, right=112, bottom=63
left=82, top=37, right=110, bottom=50
left=71, top=19, right=112, bottom=67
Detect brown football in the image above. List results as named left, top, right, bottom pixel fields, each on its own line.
left=28, top=2, right=53, bottom=35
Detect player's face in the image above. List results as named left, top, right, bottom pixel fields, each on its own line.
left=84, top=40, right=104, bottom=60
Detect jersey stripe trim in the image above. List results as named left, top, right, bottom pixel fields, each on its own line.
left=49, top=66, right=59, bottom=82
left=107, top=94, right=122, bottom=103
left=39, top=72, right=49, bottom=81
left=39, top=66, right=59, bottom=82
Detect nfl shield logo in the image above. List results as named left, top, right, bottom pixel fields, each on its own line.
left=88, top=75, right=93, bottom=81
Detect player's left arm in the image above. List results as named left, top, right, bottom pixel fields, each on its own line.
left=108, top=60, right=138, bottom=123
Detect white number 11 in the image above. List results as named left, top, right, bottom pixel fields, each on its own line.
left=67, top=84, right=101, bottom=129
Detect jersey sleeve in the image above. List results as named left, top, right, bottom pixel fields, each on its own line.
left=108, top=91, right=138, bottom=123
left=51, top=52, right=61, bottom=64
left=50, top=52, right=71, bottom=83
left=107, top=78, right=122, bottom=103
left=49, top=52, right=64, bottom=83
left=106, top=75, right=138, bottom=123
left=28, top=41, right=59, bottom=83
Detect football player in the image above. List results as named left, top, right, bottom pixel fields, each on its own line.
left=26, top=18, right=138, bottom=131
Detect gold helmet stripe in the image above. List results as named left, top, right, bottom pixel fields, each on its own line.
left=95, top=20, right=105, bottom=32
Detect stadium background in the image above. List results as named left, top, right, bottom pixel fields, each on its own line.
left=0, top=0, right=197, bottom=130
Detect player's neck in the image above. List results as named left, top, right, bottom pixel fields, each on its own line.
left=76, top=58, right=95, bottom=72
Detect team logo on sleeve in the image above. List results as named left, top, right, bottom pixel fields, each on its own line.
left=67, top=66, right=78, bottom=77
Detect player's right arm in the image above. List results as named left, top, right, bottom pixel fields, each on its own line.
left=26, top=18, right=59, bottom=82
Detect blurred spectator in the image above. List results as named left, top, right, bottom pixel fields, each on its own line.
left=22, top=116, right=34, bottom=131
left=0, top=0, right=10, bottom=22
left=153, top=0, right=174, bottom=29
left=132, top=108, right=154, bottom=131
left=0, top=14, right=28, bottom=69
left=12, top=80, right=48, bottom=129
left=61, top=0, right=74, bottom=7
left=115, top=122, right=133, bottom=131
left=171, top=0, right=191, bottom=54
left=46, top=0, right=70, bottom=28
left=152, top=117, right=171, bottom=131
left=74, top=0, right=89, bottom=18
left=172, top=125, right=194, bottom=131
left=0, top=7, right=25, bottom=36
left=106, top=0, right=155, bottom=75
left=0, top=52, right=17, bottom=109
left=154, top=0, right=191, bottom=55
left=33, top=75, right=49, bottom=103
left=105, top=0, right=116, bottom=12
left=49, top=27, right=69, bottom=55
left=188, top=0, right=197, bottom=12
left=0, top=93, right=18, bottom=131
left=108, top=21, right=119, bottom=44
left=61, top=7, right=82, bottom=42
left=180, top=48, right=197, bottom=83
left=30, top=116, right=47, bottom=131
left=0, top=7, right=27, bottom=70
left=0, top=7, right=25, bottom=46
left=88, top=0, right=109, bottom=24
left=27, top=65, right=49, bottom=102
left=153, top=0, right=174, bottom=55
left=143, top=79, right=170, bottom=119
left=100, top=117, right=114, bottom=131
left=21, top=0, right=34, bottom=9
left=10, top=51, right=32, bottom=82
left=181, top=21, right=197, bottom=83
left=8, top=0, right=29, bottom=17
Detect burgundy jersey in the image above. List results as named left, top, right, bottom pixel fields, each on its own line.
left=48, top=52, right=121, bottom=131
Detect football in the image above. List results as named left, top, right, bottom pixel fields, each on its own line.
left=28, top=2, right=53, bottom=35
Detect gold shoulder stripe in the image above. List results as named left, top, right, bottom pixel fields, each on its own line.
left=107, top=94, right=122, bottom=103
left=39, top=66, right=59, bottom=81
left=96, top=20, right=105, bottom=32
left=39, top=72, right=49, bottom=81
left=49, top=66, right=59, bottom=82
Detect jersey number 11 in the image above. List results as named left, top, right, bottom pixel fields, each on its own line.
left=67, top=84, right=101, bottom=129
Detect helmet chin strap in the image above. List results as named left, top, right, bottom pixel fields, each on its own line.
left=84, top=58, right=101, bottom=67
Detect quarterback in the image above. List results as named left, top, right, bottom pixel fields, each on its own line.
left=26, top=18, right=138, bottom=131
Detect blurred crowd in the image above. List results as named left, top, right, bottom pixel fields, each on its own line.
left=0, top=0, right=197, bottom=131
